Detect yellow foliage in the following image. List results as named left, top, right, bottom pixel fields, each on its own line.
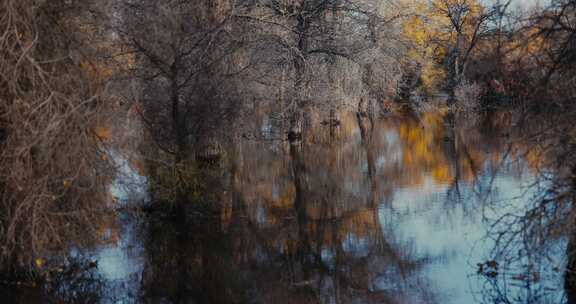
left=402, top=0, right=484, bottom=92
left=502, top=25, right=550, bottom=69
left=35, top=258, right=44, bottom=268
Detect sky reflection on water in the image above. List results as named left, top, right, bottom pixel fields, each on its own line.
left=4, top=110, right=566, bottom=304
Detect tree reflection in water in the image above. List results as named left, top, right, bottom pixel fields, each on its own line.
left=3, top=109, right=570, bottom=304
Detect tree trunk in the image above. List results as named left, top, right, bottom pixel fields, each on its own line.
left=171, top=78, right=185, bottom=161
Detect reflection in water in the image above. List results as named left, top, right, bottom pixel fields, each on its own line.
left=2, top=110, right=567, bottom=303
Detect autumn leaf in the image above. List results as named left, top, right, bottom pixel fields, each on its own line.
left=35, top=258, right=44, bottom=268
left=95, top=125, right=112, bottom=141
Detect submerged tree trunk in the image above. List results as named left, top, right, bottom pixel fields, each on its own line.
left=171, top=78, right=185, bottom=162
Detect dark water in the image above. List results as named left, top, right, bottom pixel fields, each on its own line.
left=1, top=110, right=567, bottom=303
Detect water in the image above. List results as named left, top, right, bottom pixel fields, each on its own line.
left=1, top=110, right=567, bottom=303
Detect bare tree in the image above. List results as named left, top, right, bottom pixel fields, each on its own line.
left=116, top=0, right=247, bottom=161
left=236, top=0, right=399, bottom=140
left=432, top=0, right=495, bottom=102
left=533, top=0, right=576, bottom=99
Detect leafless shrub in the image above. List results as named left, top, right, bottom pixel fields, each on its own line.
left=0, top=0, right=112, bottom=270
left=454, top=80, right=482, bottom=111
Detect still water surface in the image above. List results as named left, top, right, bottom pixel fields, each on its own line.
left=2, top=110, right=566, bottom=303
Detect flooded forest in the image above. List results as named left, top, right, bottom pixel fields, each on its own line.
left=1, top=0, right=576, bottom=303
